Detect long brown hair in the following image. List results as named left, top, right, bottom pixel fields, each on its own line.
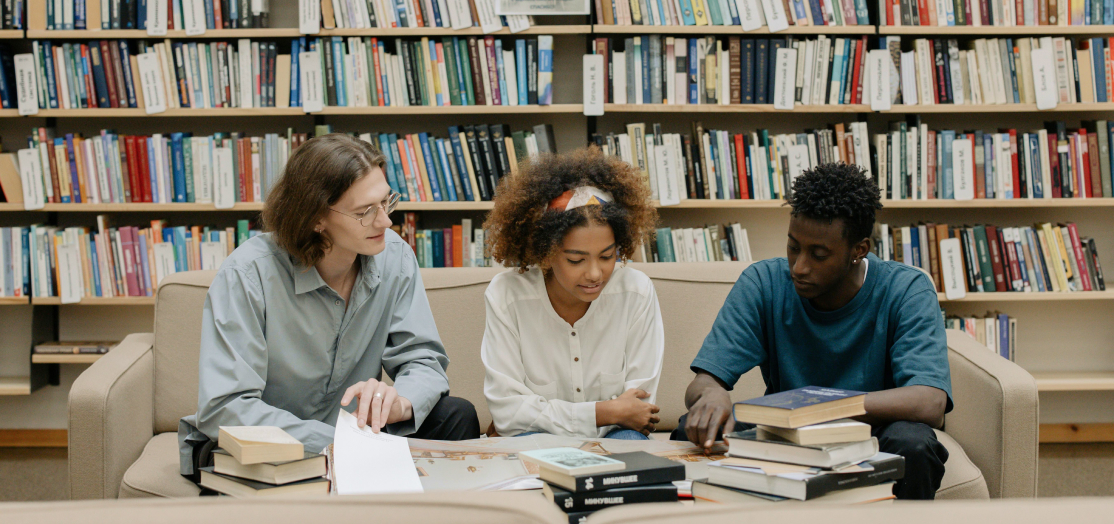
left=263, top=133, right=386, bottom=268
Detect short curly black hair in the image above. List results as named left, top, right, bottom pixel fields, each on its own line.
left=483, top=147, right=658, bottom=272
left=786, top=162, right=882, bottom=245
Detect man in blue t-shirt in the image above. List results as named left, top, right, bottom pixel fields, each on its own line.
left=674, top=163, right=952, bottom=500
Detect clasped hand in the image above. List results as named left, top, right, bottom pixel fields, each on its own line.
left=340, top=378, right=413, bottom=433
left=601, top=388, right=661, bottom=436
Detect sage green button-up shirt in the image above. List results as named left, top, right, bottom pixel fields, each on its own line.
left=178, top=231, right=449, bottom=475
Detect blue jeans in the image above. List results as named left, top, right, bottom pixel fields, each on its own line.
left=515, top=428, right=650, bottom=440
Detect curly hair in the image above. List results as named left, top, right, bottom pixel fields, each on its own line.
left=484, top=147, right=658, bottom=272
left=786, top=162, right=882, bottom=244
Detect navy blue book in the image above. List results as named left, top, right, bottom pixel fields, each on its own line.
left=171, top=133, right=186, bottom=204
left=1094, top=39, right=1108, bottom=103
left=432, top=230, right=444, bottom=267
left=43, top=41, right=59, bottom=109
left=641, top=36, right=651, bottom=105
left=733, top=387, right=866, bottom=428
left=448, top=126, right=475, bottom=202
left=755, top=39, right=769, bottom=104
left=768, top=39, right=785, bottom=105
left=118, top=41, right=138, bottom=108
left=741, top=39, right=754, bottom=104
left=418, top=133, right=443, bottom=201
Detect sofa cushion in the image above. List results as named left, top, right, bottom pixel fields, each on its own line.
left=153, top=271, right=216, bottom=434
left=936, top=429, right=990, bottom=499
left=118, top=433, right=201, bottom=498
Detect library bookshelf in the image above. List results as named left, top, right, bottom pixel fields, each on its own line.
left=1, top=6, right=1111, bottom=451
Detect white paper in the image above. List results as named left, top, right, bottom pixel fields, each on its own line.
left=17, top=149, right=44, bottom=210
left=952, top=138, right=974, bottom=200
left=451, top=0, right=474, bottom=29
left=505, top=14, right=530, bottom=32
left=1031, top=46, right=1057, bottom=110
left=299, top=0, right=321, bottom=33
left=153, top=243, right=176, bottom=287
left=58, top=244, right=83, bottom=304
left=737, top=0, right=764, bottom=31
left=213, top=148, right=235, bottom=209
left=583, top=54, right=604, bottom=116
left=15, top=54, right=38, bottom=116
left=656, top=142, right=680, bottom=206
left=136, top=52, right=167, bottom=114
left=300, top=51, right=324, bottom=112
left=147, top=0, right=168, bottom=35
left=787, top=144, right=810, bottom=182
left=773, top=48, right=796, bottom=110
left=183, top=0, right=206, bottom=35
left=333, top=409, right=423, bottom=495
left=757, top=0, right=788, bottom=31
left=939, top=238, right=967, bottom=300
left=201, top=241, right=227, bottom=271
left=868, top=50, right=891, bottom=111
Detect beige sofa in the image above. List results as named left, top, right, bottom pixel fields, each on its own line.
left=68, top=263, right=1038, bottom=500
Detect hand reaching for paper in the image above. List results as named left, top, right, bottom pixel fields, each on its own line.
left=340, top=378, right=413, bottom=432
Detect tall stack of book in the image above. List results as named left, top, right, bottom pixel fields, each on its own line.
left=595, top=0, right=869, bottom=27
left=43, top=0, right=272, bottom=30
left=698, top=387, right=902, bottom=505
left=882, top=0, right=1112, bottom=26
left=200, top=426, right=329, bottom=498
left=522, top=448, right=685, bottom=524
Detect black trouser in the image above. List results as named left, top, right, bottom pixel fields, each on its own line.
left=189, top=395, right=480, bottom=490
left=669, top=414, right=948, bottom=500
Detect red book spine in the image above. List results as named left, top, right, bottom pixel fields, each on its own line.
left=213, top=0, right=223, bottom=28
left=917, top=0, right=932, bottom=24
left=120, top=227, right=141, bottom=297
left=371, top=38, right=385, bottom=106
left=1067, top=223, right=1094, bottom=291
left=1003, top=230, right=1023, bottom=291
left=100, top=41, right=120, bottom=108
left=1048, top=132, right=1062, bottom=198
left=887, top=0, right=896, bottom=24
left=1008, top=129, right=1020, bottom=198
left=735, top=134, right=749, bottom=199
left=926, top=131, right=937, bottom=198
left=238, top=138, right=249, bottom=202
left=985, top=225, right=1008, bottom=292
left=81, top=45, right=97, bottom=108
left=136, top=136, right=152, bottom=203
left=484, top=36, right=502, bottom=106
left=125, top=136, right=144, bottom=203
left=1081, top=129, right=1094, bottom=198
left=850, top=38, right=866, bottom=104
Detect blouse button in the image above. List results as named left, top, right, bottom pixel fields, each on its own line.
left=574, top=357, right=579, bottom=362
left=576, top=388, right=581, bottom=393
left=571, top=332, right=577, bottom=336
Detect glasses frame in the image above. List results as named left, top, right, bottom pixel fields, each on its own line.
left=329, top=192, right=402, bottom=227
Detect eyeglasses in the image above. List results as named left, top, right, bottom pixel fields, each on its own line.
left=329, top=192, right=401, bottom=227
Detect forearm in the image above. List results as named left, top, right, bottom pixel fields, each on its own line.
left=858, top=385, right=947, bottom=429
left=685, top=372, right=729, bottom=409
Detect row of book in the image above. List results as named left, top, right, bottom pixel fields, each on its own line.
left=946, top=312, right=1016, bottom=361
left=594, top=0, right=871, bottom=27
left=314, top=0, right=532, bottom=32
left=885, top=36, right=1114, bottom=107
left=0, top=219, right=259, bottom=299
left=644, top=224, right=753, bottom=263
left=396, top=215, right=491, bottom=268
left=30, top=39, right=285, bottom=109
left=873, top=120, right=1114, bottom=201
left=874, top=222, right=1106, bottom=294
left=43, top=0, right=272, bottom=30
left=32, top=341, right=117, bottom=355
left=592, top=35, right=871, bottom=107
left=883, top=0, right=1114, bottom=26
left=594, top=121, right=871, bottom=202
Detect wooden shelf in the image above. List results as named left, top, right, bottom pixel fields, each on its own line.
left=0, top=30, right=21, bottom=39
left=0, top=297, right=29, bottom=305
left=880, top=25, right=1114, bottom=36
left=0, top=377, right=31, bottom=396
left=27, top=105, right=583, bottom=117
left=881, top=103, right=1114, bottom=113
left=1040, top=423, right=1114, bottom=443
left=938, top=291, right=1114, bottom=302
left=1033, top=372, right=1114, bottom=392
left=31, top=354, right=105, bottom=364
left=27, top=26, right=591, bottom=39
left=31, top=296, right=156, bottom=305
left=591, top=25, right=874, bottom=35
left=34, top=107, right=307, bottom=117
left=0, top=430, right=68, bottom=447
left=881, top=198, right=1114, bottom=208
left=605, top=104, right=871, bottom=113
left=316, top=104, right=585, bottom=115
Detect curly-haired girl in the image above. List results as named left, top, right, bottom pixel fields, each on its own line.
left=480, top=147, right=665, bottom=440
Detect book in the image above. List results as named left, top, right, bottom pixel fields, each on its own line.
left=692, top=479, right=896, bottom=504
left=725, top=429, right=879, bottom=468
left=199, top=466, right=329, bottom=497
left=705, top=452, right=904, bottom=500
left=218, top=426, right=304, bottom=465
left=538, top=451, right=685, bottom=493
left=543, top=482, right=678, bottom=512
left=520, top=448, right=626, bottom=477
left=732, top=386, right=867, bottom=429
left=212, top=449, right=326, bottom=485
left=33, top=341, right=116, bottom=354
left=756, top=419, right=871, bottom=446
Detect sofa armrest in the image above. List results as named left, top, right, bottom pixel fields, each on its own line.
left=69, top=333, right=156, bottom=500
left=944, top=329, right=1039, bottom=498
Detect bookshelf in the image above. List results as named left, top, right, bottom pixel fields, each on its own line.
left=0, top=377, right=32, bottom=396
left=0, top=297, right=28, bottom=305
left=30, top=354, right=104, bottom=365
left=881, top=103, right=1114, bottom=113
left=879, top=25, right=1114, bottom=36
left=30, top=297, right=157, bottom=306
left=937, top=291, right=1114, bottom=302
left=25, top=25, right=593, bottom=39
left=1032, top=371, right=1114, bottom=391
left=591, top=25, right=875, bottom=35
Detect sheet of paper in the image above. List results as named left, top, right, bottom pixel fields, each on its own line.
left=868, top=49, right=892, bottom=111
left=583, top=54, right=604, bottom=116
left=147, top=0, right=168, bottom=35
left=717, top=457, right=817, bottom=475
left=15, top=54, right=39, bottom=116
left=333, top=409, right=424, bottom=495
left=300, top=51, right=324, bottom=112
left=137, top=52, right=167, bottom=114
left=183, top=0, right=206, bottom=35
left=772, top=48, right=797, bottom=110
left=17, top=149, right=44, bottom=210
left=299, top=0, right=321, bottom=34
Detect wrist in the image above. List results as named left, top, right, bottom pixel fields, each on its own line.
left=398, top=396, right=414, bottom=421
left=595, top=400, right=616, bottom=427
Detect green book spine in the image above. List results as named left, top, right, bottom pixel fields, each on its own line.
left=458, top=38, right=475, bottom=106
left=1099, top=121, right=1112, bottom=198
left=365, top=38, right=378, bottom=107
left=183, top=138, right=195, bottom=203
left=974, top=225, right=996, bottom=292
left=443, top=38, right=462, bottom=106
left=236, top=219, right=249, bottom=246
left=413, top=42, right=429, bottom=106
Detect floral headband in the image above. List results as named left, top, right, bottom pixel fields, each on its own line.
left=546, top=186, right=614, bottom=212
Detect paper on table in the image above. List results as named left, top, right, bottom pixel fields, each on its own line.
left=333, top=409, right=423, bottom=495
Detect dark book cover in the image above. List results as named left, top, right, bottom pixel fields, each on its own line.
left=89, top=42, right=110, bottom=108
left=118, top=41, right=138, bottom=108
left=467, top=37, right=486, bottom=105
left=432, top=229, right=444, bottom=267
left=1087, top=237, right=1106, bottom=290
left=768, top=39, right=784, bottom=105
left=199, top=467, right=327, bottom=492
left=932, top=39, right=949, bottom=105
left=566, top=511, right=593, bottom=524
left=463, top=125, right=490, bottom=200
left=729, top=36, right=741, bottom=104
left=681, top=133, right=697, bottom=199
left=490, top=124, right=512, bottom=182
left=527, top=38, right=538, bottom=105
left=736, top=386, right=864, bottom=411
left=741, top=39, right=754, bottom=104
left=547, top=483, right=678, bottom=513
left=322, top=38, right=336, bottom=106
left=476, top=124, right=499, bottom=195
left=533, top=123, right=556, bottom=154
left=714, top=452, right=904, bottom=500
left=552, top=452, right=685, bottom=493
left=754, top=39, right=769, bottom=104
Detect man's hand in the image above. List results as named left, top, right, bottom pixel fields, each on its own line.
left=340, top=378, right=413, bottom=432
left=597, top=389, right=661, bottom=435
left=684, top=373, right=734, bottom=449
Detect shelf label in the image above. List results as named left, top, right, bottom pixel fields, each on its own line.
left=758, top=0, right=789, bottom=32
left=15, top=53, right=38, bottom=116
left=154, top=243, right=176, bottom=287
left=952, top=138, right=974, bottom=200
left=583, top=54, right=604, bottom=116
left=148, top=0, right=168, bottom=36
left=787, top=144, right=810, bottom=183
left=773, top=47, right=796, bottom=110
left=17, top=149, right=45, bottom=210
left=299, top=0, right=321, bottom=34
left=940, top=238, right=967, bottom=300
left=137, top=52, right=168, bottom=114
left=738, top=0, right=764, bottom=32
left=183, top=0, right=206, bottom=36
left=868, top=49, right=891, bottom=111
left=656, top=139, right=680, bottom=206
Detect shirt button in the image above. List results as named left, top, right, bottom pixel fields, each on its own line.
left=576, top=388, right=581, bottom=393
left=574, top=357, right=579, bottom=362
left=335, top=299, right=342, bottom=306
left=571, top=332, right=577, bottom=336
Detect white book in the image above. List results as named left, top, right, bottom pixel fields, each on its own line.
left=238, top=39, right=254, bottom=108
left=613, top=51, right=627, bottom=104
left=16, top=149, right=45, bottom=211
left=15, top=53, right=39, bottom=115
left=952, top=137, right=974, bottom=200
left=504, top=50, right=519, bottom=106
left=54, top=47, right=71, bottom=109
left=634, top=37, right=644, bottom=104
left=58, top=243, right=82, bottom=304
left=300, top=0, right=321, bottom=33
left=738, top=0, right=764, bottom=30
left=671, top=230, right=686, bottom=262
left=801, top=40, right=815, bottom=104
left=1031, top=45, right=1057, bottom=110
left=1038, top=129, right=1052, bottom=199
left=758, top=0, right=789, bottom=31
left=719, top=43, right=730, bottom=105
left=947, top=43, right=964, bottom=104
left=899, top=51, right=917, bottom=105
left=702, top=133, right=717, bottom=199
left=919, top=123, right=928, bottom=199
left=184, top=0, right=206, bottom=35
left=691, top=228, right=709, bottom=262
left=965, top=49, right=981, bottom=105
left=773, top=47, right=796, bottom=110
left=681, top=228, right=697, bottom=262
left=828, top=38, right=845, bottom=105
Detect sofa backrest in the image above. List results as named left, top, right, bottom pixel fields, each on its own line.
left=153, top=270, right=216, bottom=434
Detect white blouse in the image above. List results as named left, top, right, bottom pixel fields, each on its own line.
left=481, top=265, right=665, bottom=438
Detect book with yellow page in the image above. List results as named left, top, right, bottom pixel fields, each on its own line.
left=218, top=426, right=304, bottom=465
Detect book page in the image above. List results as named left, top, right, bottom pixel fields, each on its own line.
left=333, top=409, right=423, bottom=495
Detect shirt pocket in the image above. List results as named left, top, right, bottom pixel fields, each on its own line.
left=597, top=370, right=627, bottom=401
left=524, top=374, right=559, bottom=400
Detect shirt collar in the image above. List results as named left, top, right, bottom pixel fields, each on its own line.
left=293, top=254, right=382, bottom=295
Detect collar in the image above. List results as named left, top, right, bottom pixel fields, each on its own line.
left=293, top=254, right=381, bottom=295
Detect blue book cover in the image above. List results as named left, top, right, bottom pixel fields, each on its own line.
left=376, top=134, right=403, bottom=198
left=808, top=0, right=824, bottom=24
left=119, top=41, right=138, bottom=108
left=678, top=0, right=696, bottom=24
left=66, top=134, right=82, bottom=202
left=395, top=0, right=409, bottom=28
left=137, top=0, right=146, bottom=29
left=1005, top=39, right=1019, bottom=104
left=432, top=229, right=444, bottom=267
left=290, top=38, right=302, bottom=107
left=332, top=38, right=347, bottom=106
left=941, top=130, right=955, bottom=199
left=20, top=229, right=29, bottom=295
left=909, top=226, right=921, bottom=267
left=1028, top=133, right=1043, bottom=198
left=538, top=36, right=553, bottom=105
left=448, top=126, right=474, bottom=201
left=516, top=39, right=527, bottom=106
left=46, top=0, right=54, bottom=29
left=1093, top=39, right=1107, bottom=103
left=137, top=233, right=151, bottom=295
left=427, top=135, right=450, bottom=200
left=725, top=0, right=741, bottom=25
left=43, top=41, right=59, bottom=108
left=494, top=39, right=508, bottom=106
left=688, top=38, right=699, bottom=104
left=640, top=37, right=651, bottom=104
left=387, top=134, right=408, bottom=200
left=755, top=39, right=769, bottom=104
left=143, top=137, right=158, bottom=202
left=418, top=133, right=443, bottom=201
left=172, top=227, right=188, bottom=272
left=377, top=41, right=391, bottom=106
left=1107, top=0, right=1113, bottom=24
left=88, top=236, right=101, bottom=297
left=187, top=43, right=203, bottom=109
left=735, top=386, right=866, bottom=412
left=709, top=136, right=723, bottom=199
left=741, top=39, right=754, bottom=104
left=435, top=139, right=458, bottom=201
left=228, top=0, right=239, bottom=23
left=430, top=0, right=444, bottom=26
left=1014, top=239, right=1030, bottom=290
left=998, top=314, right=1010, bottom=360
left=982, top=132, right=994, bottom=198
left=79, top=48, right=93, bottom=106
left=204, top=0, right=215, bottom=29
left=0, top=53, right=12, bottom=109
left=170, top=133, right=186, bottom=205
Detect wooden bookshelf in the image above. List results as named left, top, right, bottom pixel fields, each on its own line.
left=1040, top=423, right=1114, bottom=443
left=31, top=354, right=104, bottom=364
left=938, top=291, right=1114, bottom=302
left=28, top=105, right=584, bottom=117
left=31, top=297, right=157, bottom=306
left=0, top=297, right=29, bottom=305
left=880, top=25, right=1114, bottom=36
left=591, top=25, right=875, bottom=35
left=606, top=104, right=871, bottom=113
left=34, top=108, right=307, bottom=118
left=26, top=25, right=592, bottom=39
left=0, top=377, right=31, bottom=396
left=316, top=104, right=586, bottom=115
left=0, top=30, right=22, bottom=39
left=881, top=102, right=1114, bottom=113
left=0, top=429, right=68, bottom=447
left=1033, top=371, right=1114, bottom=392
left=880, top=199, right=1114, bottom=208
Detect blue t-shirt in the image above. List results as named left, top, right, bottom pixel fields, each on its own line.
left=691, top=252, right=953, bottom=412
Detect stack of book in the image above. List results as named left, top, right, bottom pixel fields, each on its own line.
left=882, top=0, right=1112, bottom=26
left=315, top=0, right=531, bottom=32
left=595, top=0, right=869, bottom=27
left=944, top=311, right=1016, bottom=360
left=592, top=35, right=871, bottom=106
left=647, top=224, right=752, bottom=263
left=397, top=213, right=491, bottom=268
left=873, top=119, right=1114, bottom=201
left=33, top=341, right=117, bottom=356
left=874, top=222, right=1106, bottom=293
left=24, top=218, right=259, bottom=299
left=597, top=121, right=870, bottom=202
left=697, top=387, right=902, bottom=505
left=44, top=0, right=272, bottom=30
left=522, top=448, right=685, bottom=524
left=200, top=426, right=328, bottom=498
